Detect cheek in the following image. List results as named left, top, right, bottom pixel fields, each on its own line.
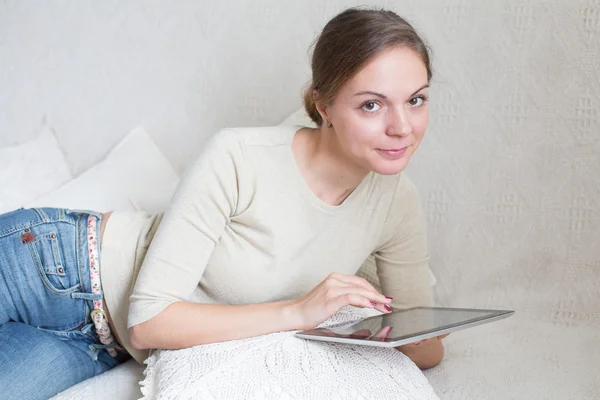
left=338, top=114, right=382, bottom=150
left=412, top=112, right=429, bottom=142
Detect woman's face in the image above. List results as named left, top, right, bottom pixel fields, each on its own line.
left=319, top=46, right=430, bottom=176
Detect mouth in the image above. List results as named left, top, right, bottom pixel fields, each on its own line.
left=376, top=146, right=410, bottom=159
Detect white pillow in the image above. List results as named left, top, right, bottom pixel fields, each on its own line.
left=29, top=126, right=179, bottom=213
left=140, top=307, right=439, bottom=400
left=0, top=125, right=73, bottom=214
left=279, top=107, right=316, bottom=127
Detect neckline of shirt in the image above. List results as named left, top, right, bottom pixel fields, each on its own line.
left=284, top=125, right=374, bottom=214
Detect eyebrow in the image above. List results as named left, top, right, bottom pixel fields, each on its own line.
left=353, top=84, right=430, bottom=99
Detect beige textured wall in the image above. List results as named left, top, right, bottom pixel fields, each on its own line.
left=2, top=1, right=598, bottom=398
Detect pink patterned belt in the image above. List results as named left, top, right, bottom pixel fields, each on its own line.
left=87, top=215, right=120, bottom=357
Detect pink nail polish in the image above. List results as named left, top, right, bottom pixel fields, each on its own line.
left=384, top=305, right=392, bottom=312
left=385, top=296, right=393, bottom=302
left=370, top=301, right=377, bottom=306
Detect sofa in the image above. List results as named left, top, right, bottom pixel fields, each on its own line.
left=1, top=1, right=598, bottom=399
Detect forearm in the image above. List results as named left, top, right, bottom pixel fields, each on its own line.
left=130, top=300, right=299, bottom=350
left=397, top=337, right=444, bottom=370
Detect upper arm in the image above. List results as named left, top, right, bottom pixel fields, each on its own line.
left=374, top=174, right=435, bottom=309
left=128, top=129, right=245, bottom=327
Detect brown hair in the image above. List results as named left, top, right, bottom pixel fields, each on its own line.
left=303, top=8, right=432, bottom=126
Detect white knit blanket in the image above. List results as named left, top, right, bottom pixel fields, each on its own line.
left=140, top=307, right=439, bottom=400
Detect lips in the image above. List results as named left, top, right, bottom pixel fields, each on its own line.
left=376, top=146, right=409, bottom=159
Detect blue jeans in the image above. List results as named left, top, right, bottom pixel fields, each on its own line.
left=0, top=208, right=126, bottom=400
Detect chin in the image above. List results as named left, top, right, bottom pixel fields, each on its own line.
left=370, top=158, right=410, bottom=175
left=364, top=146, right=417, bottom=176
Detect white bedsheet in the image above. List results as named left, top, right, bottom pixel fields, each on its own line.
left=51, top=360, right=144, bottom=400
left=53, top=309, right=600, bottom=400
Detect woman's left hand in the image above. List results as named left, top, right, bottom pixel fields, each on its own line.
left=397, top=334, right=447, bottom=369
left=408, top=333, right=449, bottom=346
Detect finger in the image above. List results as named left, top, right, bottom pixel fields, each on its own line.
left=371, top=326, right=393, bottom=341
left=329, top=286, right=390, bottom=306
left=328, top=282, right=391, bottom=312
left=324, top=277, right=393, bottom=311
left=437, top=334, right=449, bottom=340
left=349, top=287, right=393, bottom=313
left=348, top=329, right=372, bottom=339
left=311, top=328, right=372, bottom=339
left=318, top=329, right=336, bottom=337
left=331, top=293, right=385, bottom=311
left=373, top=302, right=393, bottom=314
left=329, top=273, right=386, bottom=298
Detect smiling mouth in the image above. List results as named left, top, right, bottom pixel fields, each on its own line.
left=376, top=146, right=410, bottom=159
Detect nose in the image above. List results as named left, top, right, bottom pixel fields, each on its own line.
left=386, top=107, right=413, bottom=137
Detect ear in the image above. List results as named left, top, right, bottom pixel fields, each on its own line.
left=313, top=90, right=330, bottom=124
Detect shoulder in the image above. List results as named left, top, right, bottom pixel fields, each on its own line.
left=373, top=172, right=420, bottom=207
left=374, top=172, right=427, bottom=253
left=394, top=173, right=420, bottom=201
left=383, top=172, right=423, bottom=224
left=212, top=125, right=297, bottom=148
left=186, top=125, right=298, bottom=182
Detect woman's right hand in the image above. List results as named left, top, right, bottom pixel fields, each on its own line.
left=290, top=272, right=393, bottom=330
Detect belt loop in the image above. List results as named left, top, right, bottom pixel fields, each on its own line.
left=32, top=208, right=50, bottom=223
left=88, top=344, right=100, bottom=361
left=71, top=292, right=103, bottom=301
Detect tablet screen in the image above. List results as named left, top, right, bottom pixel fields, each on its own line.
left=299, top=307, right=512, bottom=342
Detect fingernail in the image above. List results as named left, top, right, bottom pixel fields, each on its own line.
left=370, top=301, right=377, bottom=306
left=385, top=296, right=393, bottom=302
left=384, top=305, right=392, bottom=312
left=413, top=341, right=422, bottom=345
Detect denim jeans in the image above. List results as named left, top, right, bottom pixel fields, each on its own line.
left=0, top=208, right=126, bottom=400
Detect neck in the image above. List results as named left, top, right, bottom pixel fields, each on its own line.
left=299, top=126, right=370, bottom=206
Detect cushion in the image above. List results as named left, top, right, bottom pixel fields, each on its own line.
left=140, top=307, right=439, bottom=400
left=51, top=360, right=144, bottom=400
left=0, top=125, right=72, bottom=214
left=279, top=107, right=316, bottom=127
left=29, top=126, right=180, bottom=213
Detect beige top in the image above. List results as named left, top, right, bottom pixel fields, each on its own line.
left=101, top=211, right=163, bottom=364
left=102, top=125, right=435, bottom=364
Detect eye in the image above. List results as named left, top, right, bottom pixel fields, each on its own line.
left=409, top=95, right=428, bottom=107
left=361, top=101, right=381, bottom=113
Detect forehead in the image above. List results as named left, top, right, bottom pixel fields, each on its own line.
left=340, top=47, right=429, bottom=98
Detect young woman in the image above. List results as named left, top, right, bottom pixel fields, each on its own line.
left=0, top=8, right=445, bottom=399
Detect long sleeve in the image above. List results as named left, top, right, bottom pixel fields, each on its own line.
left=128, top=129, right=245, bottom=327
left=374, top=174, right=436, bottom=310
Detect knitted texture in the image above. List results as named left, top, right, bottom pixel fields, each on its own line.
left=140, top=307, right=439, bottom=400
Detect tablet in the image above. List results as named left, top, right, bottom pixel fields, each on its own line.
left=295, top=306, right=514, bottom=347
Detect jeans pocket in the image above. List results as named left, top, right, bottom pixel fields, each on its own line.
left=29, top=231, right=81, bottom=295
